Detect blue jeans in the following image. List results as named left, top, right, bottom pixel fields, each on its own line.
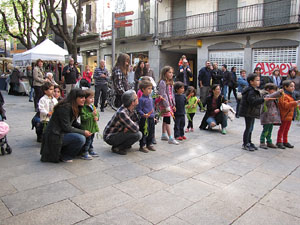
left=29, top=87, right=34, bottom=101
left=222, top=85, right=228, bottom=99
left=61, top=133, right=86, bottom=160
left=174, top=115, right=185, bottom=138
left=83, top=133, right=95, bottom=153
left=206, top=115, right=227, bottom=128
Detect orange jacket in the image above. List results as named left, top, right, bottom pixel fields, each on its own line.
left=278, top=93, right=297, bottom=122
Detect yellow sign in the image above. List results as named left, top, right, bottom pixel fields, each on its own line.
left=197, top=40, right=202, bottom=47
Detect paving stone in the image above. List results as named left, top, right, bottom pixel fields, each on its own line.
left=63, top=159, right=113, bottom=176
left=255, top=156, right=300, bottom=178
left=138, top=155, right=180, bottom=170
left=178, top=157, right=218, bottom=173
left=233, top=203, right=300, bottom=225
left=175, top=195, right=244, bottom=225
left=215, top=159, right=257, bottom=176
left=124, top=190, right=192, bottom=224
left=199, top=152, right=233, bottom=165
left=261, top=189, right=300, bottom=217
left=0, top=200, right=11, bottom=221
left=0, top=182, right=17, bottom=197
left=228, top=171, right=282, bottom=198
left=166, top=178, right=220, bottom=202
left=113, top=176, right=167, bottom=198
left=76, top=207, right=152, bottom=225
left=193, top=168, right=240, bottom=187
left=1, top=181, right=82, bottom=215
left=148, top=165, right=196, bottom=185
left=71, top=186, right=133, bottom=216
left=68, top=171, right=120, bottom=192
left=274, top=176, right=300, bottom=197
left=234, top=154, right=269, bottom=167
left=104, top=163, right=151, bottom=181
left=0, top=200, right=89, bottom=225
left=291, top=167, right=300, bottom=179
left=158, top=216, right=191, bottom=225
left=9, top=167, right=76, bottom=191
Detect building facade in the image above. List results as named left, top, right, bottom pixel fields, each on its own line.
left=78, top=0, right=300, bottom=82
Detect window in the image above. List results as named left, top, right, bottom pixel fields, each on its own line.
left=253, top=47, right=297, bottom=76
left=209, top=50, right=244, bottom=75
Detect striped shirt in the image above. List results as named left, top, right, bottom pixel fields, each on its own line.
left=103, top=106, right=139, bottom=140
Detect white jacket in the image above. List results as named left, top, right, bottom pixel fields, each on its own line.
left=38, top=95, right=58, bottom=121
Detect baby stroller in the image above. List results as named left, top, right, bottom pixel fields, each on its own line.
left=0, top=92, right=11, bottom=155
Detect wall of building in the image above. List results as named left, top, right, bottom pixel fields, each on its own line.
left=196, top=30, right=300, bottom=74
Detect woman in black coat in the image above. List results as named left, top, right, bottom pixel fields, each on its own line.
left=40, top=88, right=92, bottom=163
left=134, top=61, right=147, bottom=91
left=199, top=84, right=228, bottom=134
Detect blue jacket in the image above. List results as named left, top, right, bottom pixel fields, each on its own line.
left=237, top=77, right=248, bottom=92
left=198, top=67, right=212, bottom=87
left=136, top=95, right=155, bottom=118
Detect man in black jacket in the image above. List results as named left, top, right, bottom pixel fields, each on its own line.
left=198, top=61, right=212, bottom=107
left=211, top=63, right=223, bottom=86
left=62, top=58, right=80, bottom=95
left=177, top=59, right=192, bottom=90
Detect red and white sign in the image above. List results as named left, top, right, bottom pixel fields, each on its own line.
left=254, top=62, right=293, bottom=76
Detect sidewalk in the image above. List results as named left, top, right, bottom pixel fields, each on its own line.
left=0, top=91, right=300, bottom=225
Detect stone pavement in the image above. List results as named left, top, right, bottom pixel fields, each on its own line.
left=0, top=91, right=300, bottom=225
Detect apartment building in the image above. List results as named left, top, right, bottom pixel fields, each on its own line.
left=158, top=0, right=300, bottom=78
left=78, top=0, right=300, bottom=82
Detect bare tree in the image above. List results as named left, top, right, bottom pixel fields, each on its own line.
left=42, top=0, right=82, bottom=62
left=0, top=0, right=49, bottom=49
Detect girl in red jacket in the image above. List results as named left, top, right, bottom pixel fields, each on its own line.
left=277, top=80, right=300, bottom=149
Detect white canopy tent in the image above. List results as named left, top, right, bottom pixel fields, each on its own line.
left=13, top=39, right=69, bottom=66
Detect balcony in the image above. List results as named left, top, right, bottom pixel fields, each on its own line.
left=101, top=17, right=154, bottom=41
left=159, top=0, right=300, bottom=39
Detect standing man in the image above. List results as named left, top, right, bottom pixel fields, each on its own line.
left=198, top=61, right=212, bottom=108
left=94, top=60, right=109, bottom=112
left=221, top=64, right=231, bottom=100
left=211, top=62, right=223, bottom=86
left=145, top=62, right=155, bottom=81
left=177, top=59, right=193, bottom=90
left=103, top=90, right=142, bottom=155
left=62, top=58, right=79, bottom=95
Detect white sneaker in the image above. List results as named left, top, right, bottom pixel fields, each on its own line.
left=161, top=136, right=169, bottom=141
left=168, top=138, right=179, bottom=145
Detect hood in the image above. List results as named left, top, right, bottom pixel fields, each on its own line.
left=242, top=86, right=252, bottom=95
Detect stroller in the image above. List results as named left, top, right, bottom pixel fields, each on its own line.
left=0, top=92, right=12, bottom=155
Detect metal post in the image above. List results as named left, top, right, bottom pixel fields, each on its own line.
left=112, top=12, right=115, bottom=68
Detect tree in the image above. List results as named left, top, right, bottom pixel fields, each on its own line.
left=0, top=0, right=49, bottom=50
left=42, top=0, right=83, bottom=62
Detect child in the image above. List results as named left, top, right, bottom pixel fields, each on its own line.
left=185, top=86, right=199, bottom=132
left=80, top=89, right=99, bottom=159
left=157, top=66, right=178, bottom=145
left=239, top=73, right=274, bottom=151
left=38, top=82, right=58, bottom=123
left=174, top=81, right=186, bottom=140
left=276, top=80, right=300, bottom=149
left=259, top=83, right=282, bottom=149
left=53, top=85, right=63, bottom=101
left=136, top=79, right=156, bottom=153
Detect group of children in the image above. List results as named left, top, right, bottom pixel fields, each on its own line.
left=239, top=73, right=300, bottom=151
left=36, top=82, right=100, bottom=160
left=136, top=66, right=200, bottom=153
left=36, top=67, right=300, bottom=158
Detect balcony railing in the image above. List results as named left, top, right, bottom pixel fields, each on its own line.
left=101, top=17, right=154, bottom=40
left=159, top=0, right=300, bottom=38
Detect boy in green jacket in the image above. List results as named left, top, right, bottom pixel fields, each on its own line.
left=80, top=89, right=100, bottom=159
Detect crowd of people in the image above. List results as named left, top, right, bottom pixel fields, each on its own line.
left=9, top=52, right=298, bottom=162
